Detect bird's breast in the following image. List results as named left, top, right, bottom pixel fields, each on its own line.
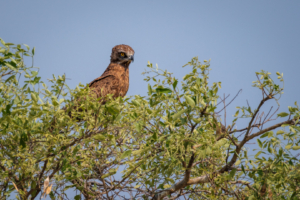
left=119, top=71, right=129, bottom=97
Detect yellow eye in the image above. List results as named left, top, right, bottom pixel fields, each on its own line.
left=120, top=52, right=125, bottom=56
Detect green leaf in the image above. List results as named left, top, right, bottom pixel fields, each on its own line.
left=234, top=110, right=239, bottom=117
left=276, top=130, right=285, bottom=135
left=260, top=132, right=269, bottom=138
left=23, top=44, right=30, bottom=50
left=5, top=104, right=12, bottom=114
left=241, top=165, right=245, bottom=174
left=30, top=181, right=36, bottom=189
left=0, top=38, right=6, bottom=46
left=152, top=132, right=157, bottom=140
left=163, top=184, right=171, bottom=189
left=255, top=151, right=262, bottom=158
left=32, top=47, right=35, bottom=55
left=131, top=100, right=140, bottom=106
left=121, top=150, right=132, bottom=159
left=49, top=191, right=55, bottom=199
left=288, top=106, right=297, bottom=113
left=257, top=169, right=263, bottom=177
left=292, top=146, right=300, bottom=150
left=106, top=106, right=119, bottom=115
left=93, top=135, right=106, bottom=141
left=173, top=109, right=186, bottom=120
left=229, top=168, right=237, bottom=179
left=184, top=95, right=195, bottom=107
left=285, top=144, right=292, bottom=150
left=278, top=148, right=283, bottom=157
left=64, top=184, right=76, bottom=191
left=10, top=57, right=17, bottom=64
left=277, top=112, right=289, bottom=117
left=172, top=79, right=178, bottom=90
left=20, top=132, right=28, bottom=148
left=267, top=146, right=272, bottom=153
left=74, top=195, right=81, bottom=200
left=148, top=84, right=152, bottom=94
left=5, top=62, right=17, bottom=71
left=31, top=93, right=37, bottom=102
left=257, top=139, right=262, bottom=148
left=156, top=87, right=172, bottom=94
left=135, top=122, right=142, bottom=132
left=268, top=131, right=273, bottom=138
left=102, top=169, right=117, bottom=179
left=31, top=71, right=38, bottom=77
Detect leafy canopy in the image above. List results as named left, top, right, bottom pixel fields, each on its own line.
left=0, top=39, right=300, bottom=200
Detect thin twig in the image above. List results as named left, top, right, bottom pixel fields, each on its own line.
left=216, top=89, right=242, bottom=114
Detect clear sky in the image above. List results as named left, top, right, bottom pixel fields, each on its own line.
left=1, top=1, right=300, bottom=104
left=1, top=1, right=300, bottom=199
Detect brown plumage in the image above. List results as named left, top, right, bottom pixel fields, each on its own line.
left=50, top=45, right=134, bottom=130
left=88, top=44, right=135, bottom=103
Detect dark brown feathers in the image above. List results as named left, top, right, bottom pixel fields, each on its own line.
left=88, top=44, right=134, bottom=103
left=49, top=45, right=134, bottom=130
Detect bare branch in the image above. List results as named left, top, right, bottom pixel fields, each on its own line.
left=152, top=153, right=195, bottom=200
left=216, top=89, right=242, bottom=114
left=247, top=119, right=297, bottom=141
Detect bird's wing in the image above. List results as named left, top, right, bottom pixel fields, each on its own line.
left=89, top=74, right=113, bottom=87
left=88, top=74, right=120, bottom=99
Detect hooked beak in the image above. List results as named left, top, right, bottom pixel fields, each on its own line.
left=129, top=55, right=134, bottom=62
left=120, top=55, right=134, bottom=64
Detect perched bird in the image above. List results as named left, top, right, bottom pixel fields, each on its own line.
left=87, top=44, right=135, bottom=103
left=49, top=45, right=134, bottom=130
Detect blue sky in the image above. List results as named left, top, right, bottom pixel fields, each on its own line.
left=1, top=1, right=299, bottom=105
left=1, top=1, right=300, bottom=199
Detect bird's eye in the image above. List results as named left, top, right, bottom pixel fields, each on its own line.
left=120, top=52, right=125, bottom=57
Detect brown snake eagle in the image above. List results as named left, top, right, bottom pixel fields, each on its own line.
left=88, top=44, right=135, bottom=103
left=50, top=45, right=134, bottom=128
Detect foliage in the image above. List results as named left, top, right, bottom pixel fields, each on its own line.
left=0, top=39, right=300, bottom=200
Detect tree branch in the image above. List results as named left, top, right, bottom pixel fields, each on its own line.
left=152, top=153, right=195, bottom=200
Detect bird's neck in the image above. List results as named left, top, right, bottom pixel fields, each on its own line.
left=121, top=61, right=131, bottom=69
left=105, top=63, right=130, bottom=75
left=104, top=62, right=130, bottom=97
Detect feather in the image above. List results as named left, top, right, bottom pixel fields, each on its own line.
left=51, top=45, right=134, bottom=126
left=88, top=44, right=134, bottom=103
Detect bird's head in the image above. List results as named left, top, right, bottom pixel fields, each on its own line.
left=110, top=44, right=135, bottom=66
